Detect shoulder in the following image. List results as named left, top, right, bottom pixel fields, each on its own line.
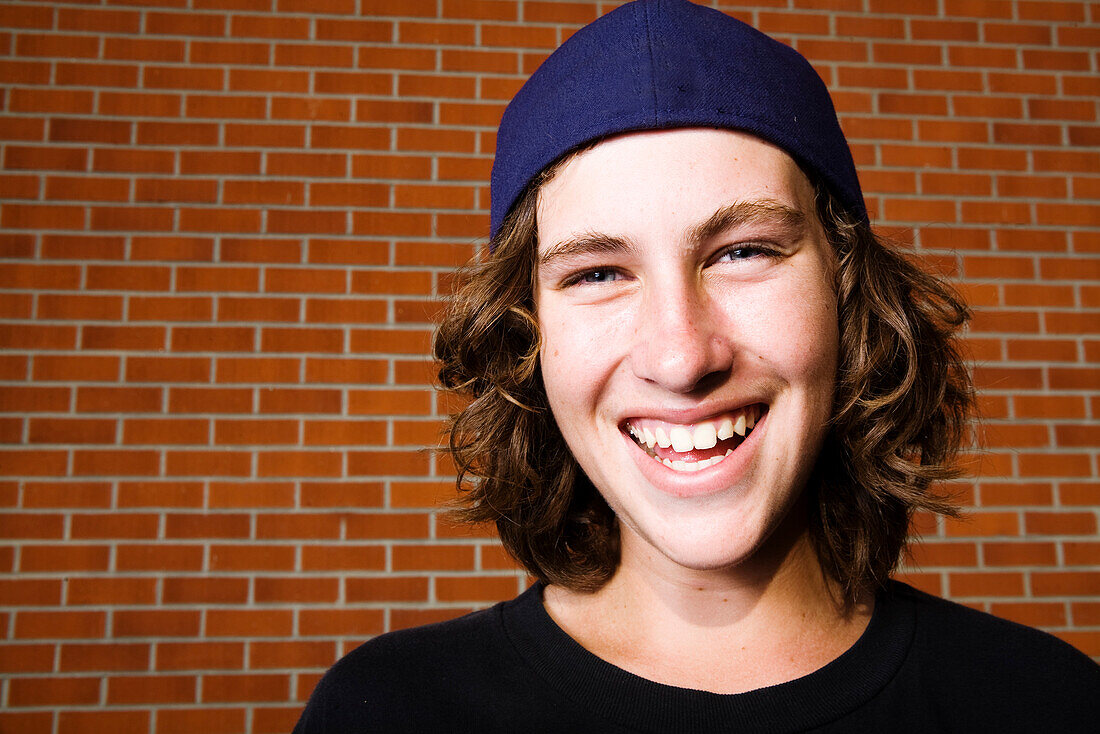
left=885, top=581, right=1100, bottom=729
left=293, top=602, right=514, bottom=733
left=895, top=581, right=1094, bottom=669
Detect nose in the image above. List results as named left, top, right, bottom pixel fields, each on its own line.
left=629, top=276, right=735, bottom=394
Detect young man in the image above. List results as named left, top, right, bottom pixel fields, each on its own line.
left=295, top=2, right=1098, bottom=731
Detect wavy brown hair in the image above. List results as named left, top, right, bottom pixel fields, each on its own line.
left=434, top=171, right=974, bottom=603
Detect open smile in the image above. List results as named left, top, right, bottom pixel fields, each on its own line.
left=622, top=404, right=767, bottom=472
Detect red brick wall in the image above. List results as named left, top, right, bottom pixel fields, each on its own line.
left=0, top=0, right=1096, bottom=730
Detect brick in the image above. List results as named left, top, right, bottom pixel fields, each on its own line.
left=1013, top=395, right=1085, bottom=420
left=135, top=178, right=218, bottom=204
left=0, top=385, right=71, bottom=412
left=0, top=449, right=67, bottom=476
left=215, top=357, right=300, bottom=384
left=299, top=481, right=384, bottom=507
left=301, top=543, right=386, bottom=570
left=358, top=46, right=436, bottom=71
left=996, top=228, right=1065, bottom=252
left=44, top=175, right=129, bottom=203
left=0, top=578, right=61, bottom=605
left=171, top=326, right=256, bottom=352
left=116, top=543, right=204, bottom=571
left=255, top=576, right=338, bottom=603
left=310, top=124, right=389, bottom=150
left=921, top=172, right=990, bottom=197
left=20, top=544, right=110, bottom=572
left=14, top=610, right=105, bottom=639
left=126, top=357, right=211, bottom=383
left=309, top=182, right=388, bottom=207
left=399, top=21, right=476, bottom=45
left=945, top=512, right=1019, bottom=537
left=107, top=675, right=196, bottom=705
left=1022, top=49, right=1090, bottom=71
left=349, top=389, right=431, bottom=415
left=1026, top=512, right=1097, bottom=536
left=70, top=512, right=159, bottom=539
left=1005, top=338, right=1077, bottom=362
left=9, top=676, right=100, bottom=707
left=0, top=644, right=54, bottom=673
left=954, top=95, right=1021, bottom=119
left=218, top=296, right=301, bottom=322
left=77, top=386, right=162, bottom=413
left=163, top=577, right=249, bottom=604
left=122, top=418, right=208, bottom=445
left=399, top=127, right=478, bottom=155
left=209, top=543, right=296, bottom=571
left=180, top=150, right=262, bottom=175
left=114, top=610, right=199, bottom=638
left=164, top=450, right=251, bottom=477
left=156, top=642, right=244, bottom=671
left=117, top=481, right=203, bottom=509
left=1032, top=572, right=1100, bottom=597
left=168, top=387, right=252, bottom=414
left=207, top=609, right=293, bottom=637
left=305, top=298, right=387, bottom=323
left=871, top=42, right=941, bottom=66
left=186, top=94, right=266, bottom=119
left=983, top=542, right=1058, bottom=566
left=298, top=608, right=385, bottom=636
left=2, top=203, right=84, bottom=230
left=5, top=144, right=86, bottom=172
left=354, top=210, right=436, bottom=238
left=250, top=640, right=336, bottom=668
left=394, top=544, right=475, bottom=571
left=391, top=607, right=473, bottom=630
left=68, top=575, right=158, bottom=605
left=998, top=175, right=1067, bottom=200
left=436, top=574, right=518, bottom=602
left=156, top=708, right=246, bottom=734
left=130, top=296, right=214, bottom=322
left=1017, top=453, right=1092, bottom=478
left=28, top=418, right=116, bottom=445
left=191, top=40, right=269, bottom=65
left=82, top=325, right=166, bottom=351
left=257, top=450, right=342, bottom=477
left=60, top=643, right=150, bottom=672
left=948, top=571, right=1024, bottom=597
left=1064, top=542, right=1100, bottom=566
left=73, top=448, right=162, bottom=476
left=208, top=481, right=295, bottom=508
left=345, top=575, right=429, bottom=602
left=307, top=238, right=389, bottom=266
left=221, top=237, right=302, bottom=263
left=989, top=602, right=1065, bottom=628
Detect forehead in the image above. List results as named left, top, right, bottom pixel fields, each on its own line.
left=536, top=128, right=817, bottom=248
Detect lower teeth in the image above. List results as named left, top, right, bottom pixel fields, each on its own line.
left=658, top=448, right=734, bottom=472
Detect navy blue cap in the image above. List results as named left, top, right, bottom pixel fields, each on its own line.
left=490, top=0, right=867, bottom=239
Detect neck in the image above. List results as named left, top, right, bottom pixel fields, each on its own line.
left=543, top=520, right=873, bottom=693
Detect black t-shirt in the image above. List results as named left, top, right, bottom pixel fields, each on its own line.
left=293, top=580, right=1099, bottom=732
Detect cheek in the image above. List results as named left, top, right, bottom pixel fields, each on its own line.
left=736, top=277, right=838, bottom=387
left=538, top=308, right=605, bottom=413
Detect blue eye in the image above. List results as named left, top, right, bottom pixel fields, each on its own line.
left=722, top=246, right=760, bottom=260
left=576, top=269, right=621, bottom=284
left=715, top=244, right=777, bottom=263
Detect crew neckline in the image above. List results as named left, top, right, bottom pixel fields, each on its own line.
left=501, top=580, right=916, bottom=733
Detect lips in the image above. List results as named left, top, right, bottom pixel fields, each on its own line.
left=623, top=404, right=765, bottom=473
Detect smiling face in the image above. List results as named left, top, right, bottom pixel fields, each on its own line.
left=535, top=128, right=839, bottom=577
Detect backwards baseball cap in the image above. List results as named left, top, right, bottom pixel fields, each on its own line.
left=489, top=0, right=867, bottom=240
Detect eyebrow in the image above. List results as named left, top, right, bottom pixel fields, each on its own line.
left=537, top=232, right=635, bottom=269
left=687, top=199, right=808, bottom=244
left=537, top=199, right=809, bottom=270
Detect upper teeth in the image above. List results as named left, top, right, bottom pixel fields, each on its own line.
left=628, top=405, right=760, bottom=451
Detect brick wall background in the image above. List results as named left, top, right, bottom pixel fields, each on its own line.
left=0, top=0, right=1096, bottom=731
